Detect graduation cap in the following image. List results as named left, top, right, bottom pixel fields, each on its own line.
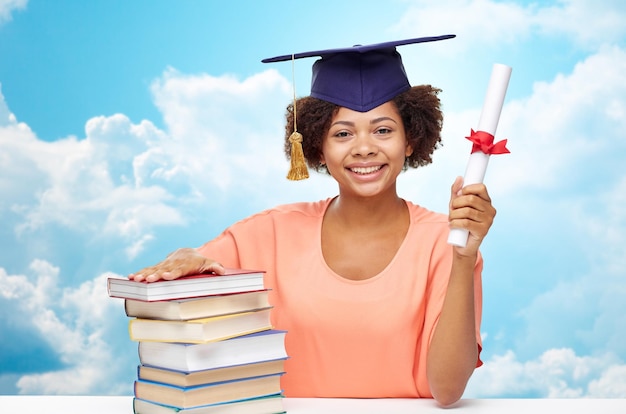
left=262, top=34, right=456, bottom=180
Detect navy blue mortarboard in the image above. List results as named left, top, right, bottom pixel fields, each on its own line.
left=262, top=34, right=455, bottom=112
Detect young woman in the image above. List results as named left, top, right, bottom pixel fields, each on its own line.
left=129, top=36, right=496, bottom=406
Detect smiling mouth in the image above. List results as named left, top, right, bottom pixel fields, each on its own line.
left=349, top=165, right=383, bottom=175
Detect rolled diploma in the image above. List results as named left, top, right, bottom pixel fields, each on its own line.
left=448, top=63, right=512, bottom=247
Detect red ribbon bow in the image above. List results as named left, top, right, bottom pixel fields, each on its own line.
left=466, top=129, right=510, bottom=155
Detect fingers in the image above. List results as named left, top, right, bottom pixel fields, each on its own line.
left=200, top=261, right=226, bottom=276
left=128, top=248, right=225, bottom=283
left=448, top=180, right=496, bottom=245
left=450, top=181, right=492, bottom=212
left=127, top=267, right=155, bottom=282
left=450, top=176, right=464, bottom=199
left=145, top=268, right=185, bottom=283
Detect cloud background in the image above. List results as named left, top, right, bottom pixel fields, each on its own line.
left=1, top=0, right=625, bottom=397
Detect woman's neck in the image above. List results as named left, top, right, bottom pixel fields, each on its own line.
left=321, top=189, right=411, bottom=280
left=327, top=191, right=407, bottom=228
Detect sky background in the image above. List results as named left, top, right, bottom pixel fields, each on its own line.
left=1, top=0, right=626, bottom=398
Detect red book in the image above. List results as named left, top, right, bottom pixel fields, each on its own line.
left=107, top=269, right=265, bottom=302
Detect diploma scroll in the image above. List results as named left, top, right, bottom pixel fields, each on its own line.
left=448, top=63, right=512, bottom=247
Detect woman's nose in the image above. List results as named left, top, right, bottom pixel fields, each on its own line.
left=351, top=133, right=378, bottom=157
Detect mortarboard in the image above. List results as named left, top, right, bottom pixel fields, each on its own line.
left=261, top=34, right=456, bottom=180
left=262, top=34, right=455, bottom=112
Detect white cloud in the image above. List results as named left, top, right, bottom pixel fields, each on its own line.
left=0, top=0, right=27, bottom=26
left=583, top=176, right=626, bottom=271
left=496, top=76, right=626, bottom=358
left=466, top=348, right=626, bottom=398
left=393, top=0, right=530, bottom=50
left=148, top=67, right=292, bottom=192
left=392, top=0, right=626, bottom=51
left=0, top=102, right=185, bottom=258
left=147, top=66, right=337, bottom=205
left=0, top=84, right=16, bottom=124
left=513, top=174, right=626, bottom=358
left=533, top=0, right=626, bottom=47
left=0, top=94, right=42, bottom=210
left=588, top=364, right=626, bottom=397
left=514, top=273, right=626, bottom=358
left=0, top=262, right=134, bottom=394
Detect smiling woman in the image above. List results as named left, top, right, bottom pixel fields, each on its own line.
left=128, top=35, right=498, bottom=406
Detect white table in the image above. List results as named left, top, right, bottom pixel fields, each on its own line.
left=1, top=395, right=626, bottom=413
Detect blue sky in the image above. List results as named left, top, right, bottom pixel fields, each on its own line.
left=1, top=0, right=626, bottom=397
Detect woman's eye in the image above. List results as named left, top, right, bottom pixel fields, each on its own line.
left=334, top=131, right=351, bottom=138
left=376, top=127, right=392, bottom=135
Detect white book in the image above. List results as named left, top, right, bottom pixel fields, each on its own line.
left=138, top=330, right=288, bottom=372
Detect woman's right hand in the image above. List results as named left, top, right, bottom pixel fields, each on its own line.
left=128, top=247, right=225, bottom=283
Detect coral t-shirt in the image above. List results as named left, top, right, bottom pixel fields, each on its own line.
left=197, top=198, right=483, bottom=398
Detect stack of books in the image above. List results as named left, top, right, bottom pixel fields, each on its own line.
left=107, top=268, right=288, bottom=414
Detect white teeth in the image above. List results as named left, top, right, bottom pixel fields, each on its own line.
left=350, top=165, right=382, bottom=174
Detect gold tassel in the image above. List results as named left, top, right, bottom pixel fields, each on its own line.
left=287, top=131, right=309, bottom=180
left=286, top=53, right=309, bottom=181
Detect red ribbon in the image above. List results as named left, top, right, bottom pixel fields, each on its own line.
left=466, top=129, right=510, bottom=155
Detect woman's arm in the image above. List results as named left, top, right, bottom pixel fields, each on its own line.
left=426, top=177, right=495, bottom=406
left=426, top=252, right=480, bottom=406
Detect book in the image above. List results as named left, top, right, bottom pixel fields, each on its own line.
left=129, top=309, right=272, bottom=343
left=138, top=330, right=288, bottom=372
left=134, top=373, right=283, bottom=409
left=138, top=359, right=286, bottom=388
left=133, top=394, right=285, bottom=414
left=107, top=268, right=266, bottom=301
left=125, top=290, right=271, bottom=321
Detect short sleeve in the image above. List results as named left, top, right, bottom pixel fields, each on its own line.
left=196, top=229, right=242, bottom=269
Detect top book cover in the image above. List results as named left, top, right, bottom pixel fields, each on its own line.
left=107, top=269, right=266, bottom=302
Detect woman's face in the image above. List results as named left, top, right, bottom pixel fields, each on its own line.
left=320, top=101, right=413, bottom=199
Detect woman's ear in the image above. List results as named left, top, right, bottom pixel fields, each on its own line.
left=405, top=143, right=414, bottom=157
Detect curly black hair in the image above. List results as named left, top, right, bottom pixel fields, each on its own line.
left=284, top=85, right=444, bottom=173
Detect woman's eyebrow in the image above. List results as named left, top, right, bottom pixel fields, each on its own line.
left=370, top=116, right=398, bottom=125
left=330, top=120, right=355, bottom=128
left=330, top=117, right=398, bottom=128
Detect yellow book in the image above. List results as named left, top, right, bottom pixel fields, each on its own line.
left=129, top=309, right=272, bottom=343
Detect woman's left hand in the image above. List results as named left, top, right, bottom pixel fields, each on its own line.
left=448, top=176, right=496, bottom=257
